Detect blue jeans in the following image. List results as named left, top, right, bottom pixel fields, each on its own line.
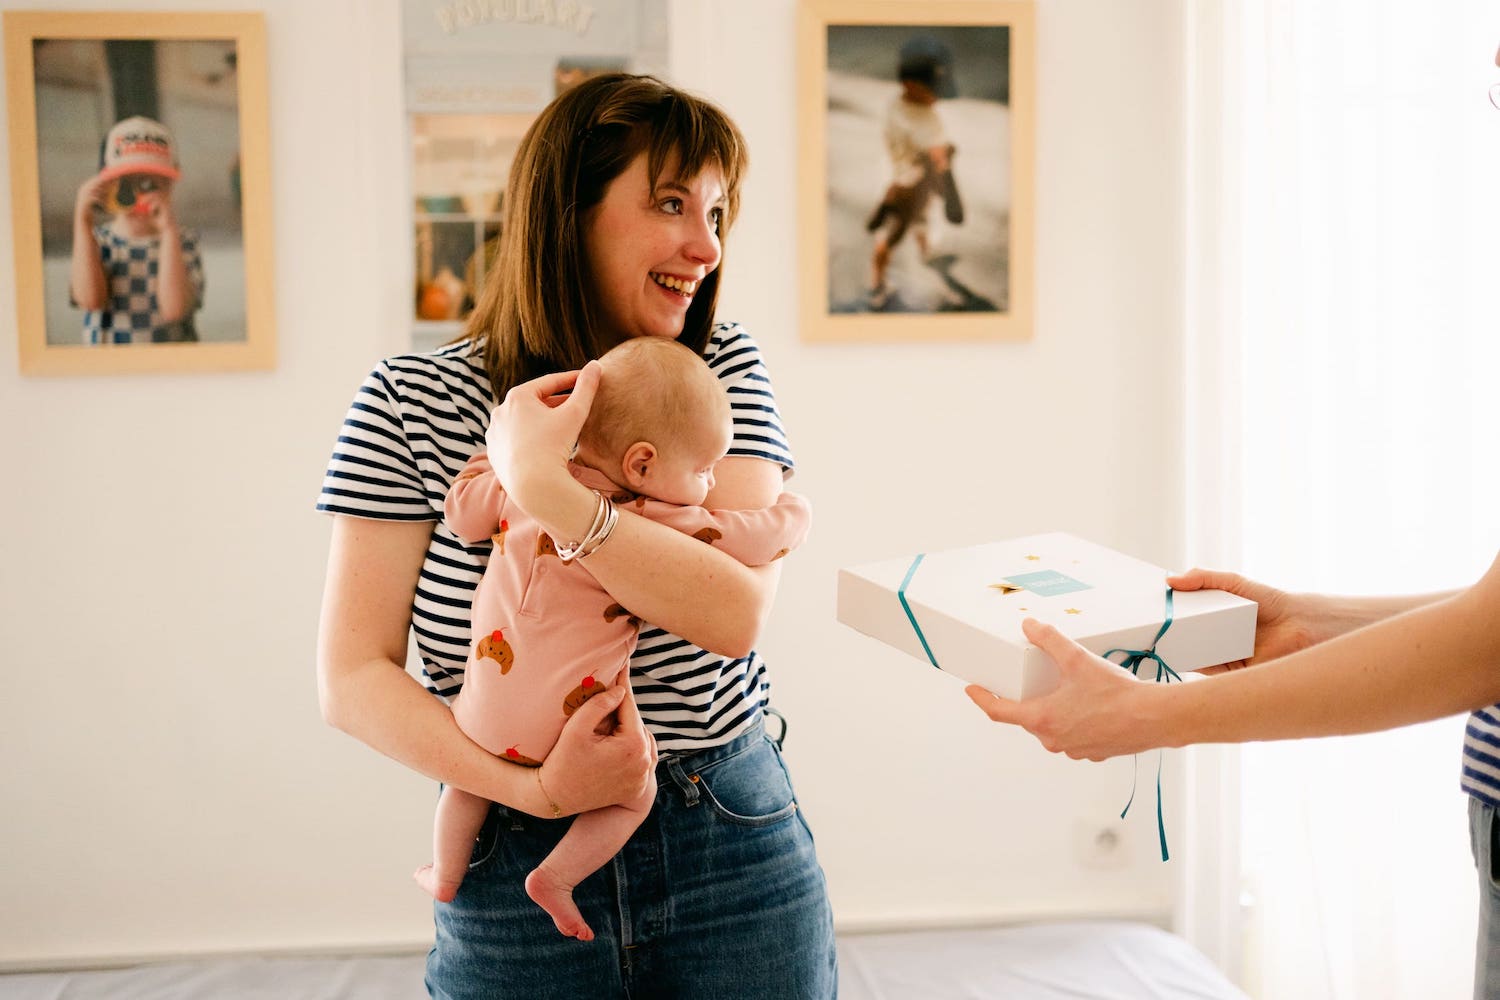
left=425, top=720, right=837, bottom=999
left=1470, top=797, right=1500, bottom=1000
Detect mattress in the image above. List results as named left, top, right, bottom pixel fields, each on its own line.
left=0, top=921, right=1246, bottom=999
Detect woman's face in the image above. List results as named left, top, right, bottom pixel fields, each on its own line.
left=584, top=152, right=726, bottom=344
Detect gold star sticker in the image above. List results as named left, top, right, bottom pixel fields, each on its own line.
left=1024, top=555, right=1040, bottom=561
left=1064, top=608, right=1082, bottom=615
left=989, top=583, right=1024, bottom=595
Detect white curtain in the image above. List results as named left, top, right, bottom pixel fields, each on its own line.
left=1189, top=1, right=1500, bottom=996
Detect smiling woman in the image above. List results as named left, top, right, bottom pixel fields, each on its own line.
left=316, top=74, right=836, bottom=999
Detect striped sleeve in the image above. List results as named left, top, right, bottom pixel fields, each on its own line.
left=707, top=322, right=795, bottom=473
left=316, top=360, right=441, bottom=521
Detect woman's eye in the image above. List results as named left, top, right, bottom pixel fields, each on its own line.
left=660, top=198, right=683, bottom=215
left=709, top=207, right=723, bottom=232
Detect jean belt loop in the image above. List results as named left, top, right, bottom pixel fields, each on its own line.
left=763, top=707, right=788, bottom=750
left=666, top=758, right=700, bottom=806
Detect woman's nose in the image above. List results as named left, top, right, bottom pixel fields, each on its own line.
left=683, top=216, right=721, bottom=268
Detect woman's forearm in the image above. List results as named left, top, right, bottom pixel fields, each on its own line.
left=1162, top=582, right=1500, bottom=747
left=320, top=653, right=550, bottom=816
left=1298, top=588, right=1461, bottom=644
left=513, top=458, right=781, bottom=656
left=585, top=513, right=777, bottom=657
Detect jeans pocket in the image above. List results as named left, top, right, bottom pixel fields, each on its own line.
left=692, top=737, right=800, bottom=828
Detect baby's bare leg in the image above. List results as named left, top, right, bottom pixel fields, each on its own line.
left=524, top=772, right=657, bottom=940
left=415, top=786, right=492, bottom=903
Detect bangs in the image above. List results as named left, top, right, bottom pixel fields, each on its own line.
left=640, top=97, right=746, bottom=228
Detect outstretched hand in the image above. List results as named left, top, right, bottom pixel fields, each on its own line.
left=1166, top=568, right=1317, bottom=672
left=965, top=618, right=1166, bottom=761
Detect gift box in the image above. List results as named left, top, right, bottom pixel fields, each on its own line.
left=837, top=532, right=1257, bottom=700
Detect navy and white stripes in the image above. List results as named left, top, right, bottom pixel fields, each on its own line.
left=316, top=323, right=795, bottom=753
left=1463, top=706, right=1500, bottom=806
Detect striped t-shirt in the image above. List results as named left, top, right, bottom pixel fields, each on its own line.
left=316, top=323, right=795, bottom=753
left=1462, top=706, right=1500, bottom=807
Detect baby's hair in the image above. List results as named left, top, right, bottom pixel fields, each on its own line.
left=580, top=339, right=730, bottom=462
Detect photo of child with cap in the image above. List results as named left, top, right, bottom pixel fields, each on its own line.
left=823, top=23, right=1014, bottom=315
left=70, top=115, right=205, bottom=344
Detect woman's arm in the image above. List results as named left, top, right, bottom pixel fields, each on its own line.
left=968, top=553, right=1500, bottom=759
left=486, top=365, right=786, bottom=657
left=584, top=456, right=786, bottom=657
left=316, top=514, right=656, bottom=813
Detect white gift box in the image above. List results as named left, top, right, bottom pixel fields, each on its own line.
left=837, top=532, right=1257, bottom=700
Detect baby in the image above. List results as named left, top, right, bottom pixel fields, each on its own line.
left=415, top=337, right=811, bottom=941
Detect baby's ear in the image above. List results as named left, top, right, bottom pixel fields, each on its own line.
left=620, top=441, right=657, bottom=489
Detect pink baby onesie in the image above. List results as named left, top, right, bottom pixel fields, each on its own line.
left=444, top=453, right=811, bottom=765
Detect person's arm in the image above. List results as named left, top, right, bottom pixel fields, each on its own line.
left=967, top=555, right=1500, bottom=760
left=152, top=195, right=193, bottom=323
left=316, top=514, right=656, bottom=814
left=487, top=365, right=783, bottom=658
left=444, top=453, right=506, bottom=544
left=69, top=177, right=109, bottom=311
left=639, top=490, right=811, bottom=568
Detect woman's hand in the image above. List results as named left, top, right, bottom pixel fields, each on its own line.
left=539, top=678, right=657, bottom=815
left=485, top=362, right=602, bottom=512
left=1166, top=568, right=1322, bottom=671
left=965, top=618, right=1168, bottom=760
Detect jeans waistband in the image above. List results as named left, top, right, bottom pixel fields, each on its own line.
left=657, top=717, right=768, bottom=775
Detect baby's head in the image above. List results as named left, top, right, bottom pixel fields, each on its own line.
left=578, top=338, right=732, bottom=507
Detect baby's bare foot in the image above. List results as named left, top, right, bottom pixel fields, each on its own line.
left=525, top=864, right=594, bottom=941
left=414, top=863, right=463, bottom=904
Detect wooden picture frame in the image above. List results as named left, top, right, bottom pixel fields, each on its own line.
left=5, top=11, right=274, bottom=375
left=797, top=0, right=1034, bottom=342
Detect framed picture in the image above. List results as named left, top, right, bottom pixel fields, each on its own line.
left=797, top=0, right=1034, bottom=341
left=4, top=11, right=273, bottom=375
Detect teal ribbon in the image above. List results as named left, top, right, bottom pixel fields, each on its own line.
left=897, top=554, right=941, bottom=669
left=1103, top=588, right=1179, bottom=862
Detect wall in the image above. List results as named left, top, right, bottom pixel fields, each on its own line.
left=0, top=0, right=1191, bottom=965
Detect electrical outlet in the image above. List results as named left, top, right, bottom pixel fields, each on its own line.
left=1074, top=819, right=1129, bottom=870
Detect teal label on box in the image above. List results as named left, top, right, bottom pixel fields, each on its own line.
left=1004, top=570, right=1092, bottom=597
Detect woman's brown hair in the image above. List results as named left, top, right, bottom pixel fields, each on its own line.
left=462, top=74, right=747, bottom=402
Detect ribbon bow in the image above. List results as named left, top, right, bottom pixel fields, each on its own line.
left=1103, top=588, right=1179, bottom=861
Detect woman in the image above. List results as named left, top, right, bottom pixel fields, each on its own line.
left=316, top=75, right=836, bottom=998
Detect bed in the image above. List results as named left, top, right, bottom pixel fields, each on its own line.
left=0, top=921, right=1246, bottom=999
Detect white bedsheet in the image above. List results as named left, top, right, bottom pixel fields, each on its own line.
left=0, top=921, right=1246, bottom=999
left=838, top=921, right=1249, bottom=1000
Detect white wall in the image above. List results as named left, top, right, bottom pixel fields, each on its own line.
left=0, top=0, right=1192, bottom=965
